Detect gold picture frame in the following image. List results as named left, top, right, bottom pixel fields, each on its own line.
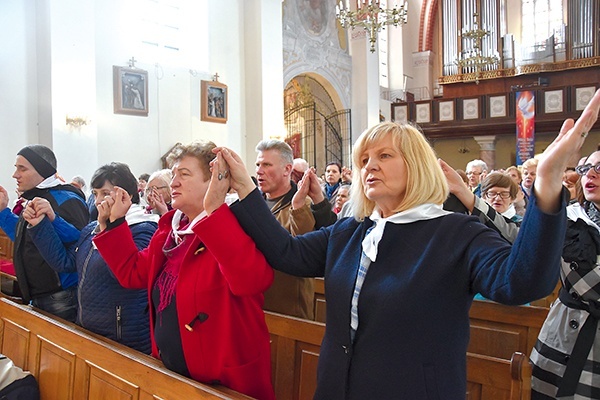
left=201, top=80, right=228, bottom=123
left=113, top=66, right=148, bottom=116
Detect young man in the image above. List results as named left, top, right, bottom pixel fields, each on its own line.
left=0, top=145, right=88, bottom=322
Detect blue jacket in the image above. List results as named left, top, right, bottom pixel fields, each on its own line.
left=29, top=208, right=157, bottom=353
left=0, top=185, right=88, bottom=302
left=230, top=188, right=566, bottom=400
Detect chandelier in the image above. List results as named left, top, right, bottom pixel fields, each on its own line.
left=456, top=12, right=499, bottom=84
left=336, top=0, right=408, bottom=53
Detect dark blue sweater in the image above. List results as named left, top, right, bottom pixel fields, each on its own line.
left=231, top=188, right=566, bottom=400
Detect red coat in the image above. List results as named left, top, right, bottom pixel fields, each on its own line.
left=93, top=204, right=275, bottom=400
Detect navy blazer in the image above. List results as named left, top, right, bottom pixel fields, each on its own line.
left=231, top=188, right=566, bottom=400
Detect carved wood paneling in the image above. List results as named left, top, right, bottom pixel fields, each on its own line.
left=37, top=338, right=76, bottom=400
left=0, top=318, right=30, bottom=368
left=87, top=362, right=139, bottom=400
left=295, top=345, right=319, bottom=400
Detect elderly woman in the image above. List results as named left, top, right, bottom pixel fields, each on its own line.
left=480, top=172, right=523, bottom=224
left=23, top=162, right=158, bottom=353
left=145, top=169, right=173, bottom=216
left=91, top=142, right=275, bottom=400
left=212, top=89, right=599, bottom=400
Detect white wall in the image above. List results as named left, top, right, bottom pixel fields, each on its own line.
left=0, top=1, right=39, bottom=203
left=0, top=0, right=266, bottom=203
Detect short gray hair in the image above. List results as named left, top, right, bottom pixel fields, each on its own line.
left=255, top=140, right=293, bottom=164
left=466, top=159, right=488, bottom=172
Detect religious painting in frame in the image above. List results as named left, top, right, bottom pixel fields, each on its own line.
left=575, top=86, right=597, bottom=111
left=438, top=100, right=455, bottom=122
left=392, top=104, right=408, bottom=123
left=201, top=80, right=228, bottom=123
left=543, top=89, right=564, bottom=114
left=113, top=66, right=149, bottom=116
left=488, top=95, right=507, bottom=118
left=462, top=98, right=479, bottom=120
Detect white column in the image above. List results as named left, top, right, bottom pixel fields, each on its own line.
left=411, top=51, right=434, bottom=100
left=241, top=0, right=285, bottom=168
left=350, top=28, right=381, bottom=141
left=474, top=135, right=497, bottom=171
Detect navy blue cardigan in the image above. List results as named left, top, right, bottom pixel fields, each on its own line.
left=230, top=188, right=566, bottom=400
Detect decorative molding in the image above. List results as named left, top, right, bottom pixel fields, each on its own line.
left=544, top=90, right=563, bottom=114
left=438, top=56, right=600, bottom=85
left=416, top=103, right=431, bottom=123
left=282, top=0, right=352, bottom=109
left=463, top=98, right=479, bottom=120
left=575, top=86, right=597, bottom=111
left=489, top=95, right=507, bottom=118
left=392, top=104, right=408, bottom=123
left=439, top=100, right=454, bottom=121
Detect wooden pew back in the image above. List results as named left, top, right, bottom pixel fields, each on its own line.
left=0, top=298, right=251, bottom=400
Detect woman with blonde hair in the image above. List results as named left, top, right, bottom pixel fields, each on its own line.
left=212, top=88, right=600, bottom=399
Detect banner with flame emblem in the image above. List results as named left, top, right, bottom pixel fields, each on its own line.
left=516, top=91, right=535, bottom=165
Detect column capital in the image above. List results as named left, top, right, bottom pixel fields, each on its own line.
left=474, top=135, right=497, bottom=151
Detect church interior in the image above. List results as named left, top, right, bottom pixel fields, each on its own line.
left=0, top=0, right=599, bottom=399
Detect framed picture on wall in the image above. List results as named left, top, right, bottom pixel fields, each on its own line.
left=543, top=89, right=564, bottom=114
left=415, top=102, right=431, bottom=124
left=392, top=104, right=408, bottom=123
left=488, top=95, right=507, bottom=118
left=113, top=66, right=149, bottom=116
left=201, top=80, right=228, bottom=123
left=462, top=98, right=479, bottom=120
left=438, top=100, right=455, bottom=121
left=575, top=86, right=597, bottom=111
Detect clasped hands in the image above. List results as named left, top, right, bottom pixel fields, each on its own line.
left=206, top=148, right=325, bottom=214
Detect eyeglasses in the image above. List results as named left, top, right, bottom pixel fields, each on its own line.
left=145, top=185, right=168, bottom=193
left=466, top=171, right=482, bottom=176
left=576, top=163, right=600, bottom=176
left=485, top=191, right=511, bottom=200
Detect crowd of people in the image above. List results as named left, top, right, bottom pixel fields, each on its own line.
left=0, top=88, right=598, bottom=399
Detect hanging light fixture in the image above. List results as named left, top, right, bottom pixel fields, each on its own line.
left=336, top=0, right=408, bottom=53
left=455, top=12, right=499, bottom=84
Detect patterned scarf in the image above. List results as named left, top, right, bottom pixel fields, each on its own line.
left=586, top=202, right=600, bottom=226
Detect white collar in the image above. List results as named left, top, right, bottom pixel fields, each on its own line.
left=171, top=209, right=207, bottom=244
left=36, top=175, right=64, bottom=189
left=502, top=204, right=516, bottom=219
left=362, top=203, right=451, bottom=262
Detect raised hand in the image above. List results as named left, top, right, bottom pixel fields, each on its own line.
left=341, top=166, right=352, bottom=183
left=439, top=159, right=475, bottom=212
left=109, top=187, right=131, bottom=222
left=147, top=188, right=168, bottom=216
left=23, top=198, right=56, bottom=227
left=0, top=186, right=9, bottom=210
left=292, top=170, right=311, bottom=210
left=96, top=195, right=114, bottom=232
left=535, top=88, right=600, bottom=213
left=22, top=201, right=43, bottom=226
left=306, top=168, right=326, bottom=204
left=214, top=147, right=256, bottom=199
left=204, top=151, right=231, bottom=214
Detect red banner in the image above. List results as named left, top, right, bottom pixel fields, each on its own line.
left=516, top=91, right=535, bottom=165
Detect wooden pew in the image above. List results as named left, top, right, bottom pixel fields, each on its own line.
left=468, top=300, right=549, bottom=360
left=0, top=289, right=544, bottom=400
left=265, top=310, right=534, bottom=400
left=466, top=352, right=532, bottom=400
left=0, top=297, right=251, bottom=400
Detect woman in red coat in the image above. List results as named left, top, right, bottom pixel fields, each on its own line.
left=92, top=141, right=275, bottom=400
